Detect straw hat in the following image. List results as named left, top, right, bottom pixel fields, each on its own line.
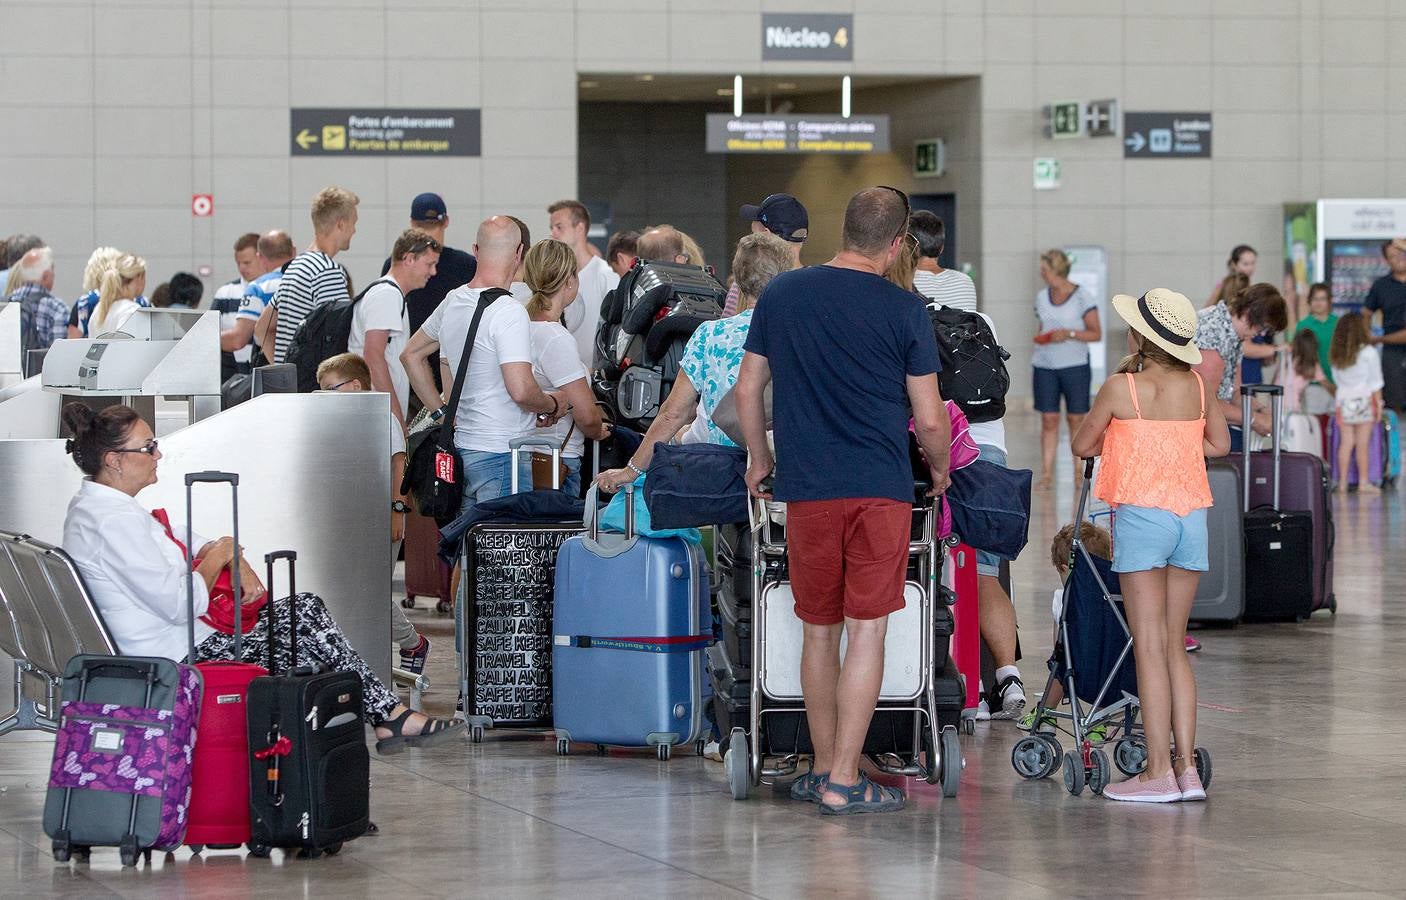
left=1111, top=288, right=1202, bottom=365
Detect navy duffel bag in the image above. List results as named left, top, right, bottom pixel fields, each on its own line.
left=644, top=443, right=749, bottom=529
left=944, top=458, right=1033, bottom=560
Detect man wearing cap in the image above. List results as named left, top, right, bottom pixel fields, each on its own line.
left=382, top=193, right=478, bottom=340
left=729, top=194, right=808, bottom=316
left=549, top=199, right=619, bottom=370
left=1366, top=238, right=1406, bottom=412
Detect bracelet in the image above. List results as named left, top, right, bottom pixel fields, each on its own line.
left=626, top=461, right=644, bottom=477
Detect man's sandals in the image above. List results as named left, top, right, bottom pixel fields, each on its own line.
left=818, top=772, right=907, bottom=816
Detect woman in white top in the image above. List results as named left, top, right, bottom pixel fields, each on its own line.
left=87, top=253, right=147, bottom=336
left=1032, top=248, right=1101, bottom=490
left=521, top=239, right=610, bottom=495
left=59, top=402, right=462, bottom=754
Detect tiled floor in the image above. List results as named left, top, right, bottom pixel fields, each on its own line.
left=3, top=411, right=1404, bottom=898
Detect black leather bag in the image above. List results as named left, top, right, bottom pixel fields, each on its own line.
left=401, top=288, right=510, bottom=525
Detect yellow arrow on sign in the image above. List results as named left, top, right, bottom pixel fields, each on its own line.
left=295, top=128, right=319, bottom=150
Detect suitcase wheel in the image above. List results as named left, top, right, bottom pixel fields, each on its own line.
left=470, top=725, right=485, bottom=744
left=119, top=841, right=137, bottom=868
left=401, top=596, right=416, bottom=609
left=655, top=744, right=672, bottom=762
left=595, top=744, right=607, bottom=756
left=555, top=738, right=570, bottom=756
left=297, top=847, right=322, bottom=860
left=962, top=718, right=976, bottom=735
left=435, top=599, right=453, bottom=615
left=247, top=843, right=272, bottom=859
left=189, top=844, right=204, bottom=855
left=324, top=843, right=343, bottom=857
left=694, top=739, right=706, bottom=757
left=51, top=844, right=70, bottom=864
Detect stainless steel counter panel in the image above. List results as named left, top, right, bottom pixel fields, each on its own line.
left=0, top=391, right=392, bottom=683
left=0, top=377, right=62, bottom=439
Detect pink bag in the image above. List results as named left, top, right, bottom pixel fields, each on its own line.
left=911, top=401, right=981, bottom=538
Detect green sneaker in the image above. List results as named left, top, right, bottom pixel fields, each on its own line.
left=1017, top=710, right=1056, bottom=734
left=1083, top=721, right=1109, bottom=744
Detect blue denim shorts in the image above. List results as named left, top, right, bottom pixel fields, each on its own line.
left=1111, top=505, right=1209, bottom=573
left=973, top=444, right=1006, bottom=577
left=1032, top=364, right=1092, bottom=414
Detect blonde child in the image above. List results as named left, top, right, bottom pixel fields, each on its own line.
left=1329, top=312, right=1384, bottom=494
left=1072, top=289, right=1231, bottom=803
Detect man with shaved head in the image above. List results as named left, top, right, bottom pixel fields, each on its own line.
left=635, top=225, right=689, bottom=266
left=402, top=216, right=563, bottom=508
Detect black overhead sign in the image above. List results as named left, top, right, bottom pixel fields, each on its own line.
left=706, top=114, right=889, bottom=154
left=1123, top=111, right=1212, bottom=159
left=289, top=108, right=481, bottom=157
left=762, top=13, right=853, bottom=61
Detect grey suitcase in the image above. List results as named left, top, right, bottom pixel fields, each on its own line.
left=1190, top=459, right=1245, bottom=622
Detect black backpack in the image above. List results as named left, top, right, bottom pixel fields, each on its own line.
left=928, top=303, right=1010, bottom=423
left=285, top=277, right=400, bottom=393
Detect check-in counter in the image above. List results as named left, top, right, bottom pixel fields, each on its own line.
left=0, top=301, right=21, bottom=389
left=0, top=392, right=392, bottom=684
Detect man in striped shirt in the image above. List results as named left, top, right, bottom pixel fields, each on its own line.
left=909, top=211, right=977, bottom=314
left=264, top=186, right=359, bottom=363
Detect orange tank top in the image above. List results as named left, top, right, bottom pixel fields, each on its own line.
left=1094, top=371, right=1213, bottom=517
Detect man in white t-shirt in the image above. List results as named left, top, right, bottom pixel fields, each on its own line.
left=909, top=210, right=977, bottom=314
left=213, top=233, right=261, bottom=381
left=548, top=199, right=619, bottom=370
left=402, top=216, right=564, bottom=511
left=350, top=228, right=441, bottom=434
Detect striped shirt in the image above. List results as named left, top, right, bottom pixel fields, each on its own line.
left=270, top=250, right=346, bottom=363
left=913, top=268, right=978, bottom=314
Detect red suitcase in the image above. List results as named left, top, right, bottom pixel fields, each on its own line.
left=404, top=508, right=451, bottom=613
left=945, top=541, right=981, bottom=727
left=180, top=473, right=267, bottom=853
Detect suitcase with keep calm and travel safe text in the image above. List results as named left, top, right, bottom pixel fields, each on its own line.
left=552, top=485, right=711, bottom=759
left=246, top=552, right=370, bottom=858
left=1233, top=386, right=1328, bottom=621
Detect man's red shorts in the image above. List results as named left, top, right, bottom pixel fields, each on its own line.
left=786, top=497, right=911, bottom=626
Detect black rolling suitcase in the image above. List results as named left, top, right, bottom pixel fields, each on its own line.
left=247, top=551, right=370, bottom=858
left=1238, top=386, right=1316, bottom=621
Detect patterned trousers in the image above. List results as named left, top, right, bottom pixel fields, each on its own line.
left=194, top=592, right=401, bottom=725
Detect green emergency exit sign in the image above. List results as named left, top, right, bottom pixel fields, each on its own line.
left=1048, top=101, right=1081, bottom=139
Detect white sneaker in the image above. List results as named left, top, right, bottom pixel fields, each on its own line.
left=991, top=675, right=1027, bottom=720
left=703, top=740, right=723, bottom=762
left=975, top=699, right=992, bottom=721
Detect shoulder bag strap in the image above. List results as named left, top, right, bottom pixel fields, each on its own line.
left=440, top=287, right=511, bottom=445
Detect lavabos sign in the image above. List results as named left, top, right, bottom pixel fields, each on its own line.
left=762, top=14, right=853, bottom=61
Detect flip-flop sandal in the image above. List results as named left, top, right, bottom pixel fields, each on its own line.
left=787, top=770, right=830, bottom=802
left=375, top=710, right=466, bottom=755
left=818, top=773, right=906, bottom=816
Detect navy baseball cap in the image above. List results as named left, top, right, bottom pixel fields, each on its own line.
left=410, top=192, right=447, bottom=222
left=740, top=194, right=808, bottom=243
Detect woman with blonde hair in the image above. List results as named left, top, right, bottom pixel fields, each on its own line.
left=68, top=247, right=129, bottom=337
left=1033, top=247, right=1101, bottom=489
left=87, top=253, right=147, bottom=336
left=521, top=238, right=611, bottom=495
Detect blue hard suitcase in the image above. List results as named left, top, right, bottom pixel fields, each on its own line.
left=552, top=486, right=711, bottom=760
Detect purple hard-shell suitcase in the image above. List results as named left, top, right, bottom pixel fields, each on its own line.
left=1233, top=387, right=1335, bottom=616
left=44, top=655, right=204, bottom=865
left=1327, top=415, right=1388, bottom=487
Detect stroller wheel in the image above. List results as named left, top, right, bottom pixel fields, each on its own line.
left=1062, top=751, right=1085, bottom=796
left=1194, top=746, right=1212, bottom=790
left=1088, top=748, right=1111, bottom=795
left=1011, top=735, right=1057, bottom=781
left=1114, top=737, right=1148, bottom=776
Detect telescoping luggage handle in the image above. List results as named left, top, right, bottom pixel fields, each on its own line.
left=509, top=436, right=562, bottom=493
left=263, top=551, right=297, bottom=675
left=183, top=471, right=243, bottom=661
left=1240, top=384, right=1284, bottom=512
left=581, top=482, right=636, bottom=557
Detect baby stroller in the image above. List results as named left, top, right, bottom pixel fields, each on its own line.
left=1010, top=459, right=1213, bottom=796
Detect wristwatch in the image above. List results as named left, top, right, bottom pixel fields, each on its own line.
left=1068, top=329, right=1077, bottom=340
left=428, top=407, right=446, bottom=422
left=391, top=500, right=411, bottom=514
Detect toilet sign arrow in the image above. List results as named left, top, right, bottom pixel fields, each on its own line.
left=1125, top=131, right=1146, bottom=153
left=295, top=128, right=318, bottom=150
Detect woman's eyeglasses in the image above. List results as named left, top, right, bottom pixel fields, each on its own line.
left=113, top=439, right=159, bottom=456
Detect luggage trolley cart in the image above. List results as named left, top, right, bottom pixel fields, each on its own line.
left=723, top=493, right=963, bottom=800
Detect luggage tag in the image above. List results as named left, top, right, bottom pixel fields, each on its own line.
left=435, top=451, right=456, bottom=484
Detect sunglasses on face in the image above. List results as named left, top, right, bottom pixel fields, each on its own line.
left=113, top=439, right=158, bottom=456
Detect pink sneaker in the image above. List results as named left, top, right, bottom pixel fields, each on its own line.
left=1102, top=770, right=1182, bottom=803
left=1176, top=766, right=1207, bottom=801
left=1184, top=635, right=1202, bottom=653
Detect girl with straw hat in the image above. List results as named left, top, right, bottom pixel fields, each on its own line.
left=1072, top=288, right=1231, bottom=803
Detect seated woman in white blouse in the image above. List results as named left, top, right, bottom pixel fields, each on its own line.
left=60, top=402, right=461, bottom=755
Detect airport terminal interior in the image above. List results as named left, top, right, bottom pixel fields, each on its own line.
left=4, top=1, right=1406, bottom=896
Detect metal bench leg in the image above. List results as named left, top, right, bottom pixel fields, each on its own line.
left=0, top=663, right=58, bottom=735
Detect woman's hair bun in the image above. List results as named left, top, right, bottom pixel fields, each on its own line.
left=61, top=403, right=97, bottom=440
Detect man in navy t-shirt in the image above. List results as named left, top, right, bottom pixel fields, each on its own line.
left=735, top=186, right=951, bottom=816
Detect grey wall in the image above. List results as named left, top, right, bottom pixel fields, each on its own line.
left=2, top=0, right=1402, bottom=397
left=579, top=101, right=729, bottom=272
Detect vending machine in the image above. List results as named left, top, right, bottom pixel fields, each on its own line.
left=1315, top=199, right=1406, bottom=314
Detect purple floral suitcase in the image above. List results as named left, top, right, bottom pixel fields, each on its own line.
left=44, top=655, right=203, bottom=866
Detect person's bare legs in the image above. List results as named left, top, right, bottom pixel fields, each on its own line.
left=978, top=575, right=1018, bottom=668
left=1355, top=422, right=1381, bottom=493
left=800, top=621, right=843, bottom=776
left=820, top=616, right=889, bottom=806
left=1066, top=413, right=1087, bottom=497
left=1039, top=412, right=1061, bottom=489
left=1336, top=422, right=1354, bottom=493
left=1120, top=569, right=1172, bottom=780
left=1164, top=567, right=1200, bottom=775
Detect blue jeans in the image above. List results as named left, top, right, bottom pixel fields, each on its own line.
left=458, top=450, right=533, bottom=516
left=562, top=456, right=582, bottom=498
